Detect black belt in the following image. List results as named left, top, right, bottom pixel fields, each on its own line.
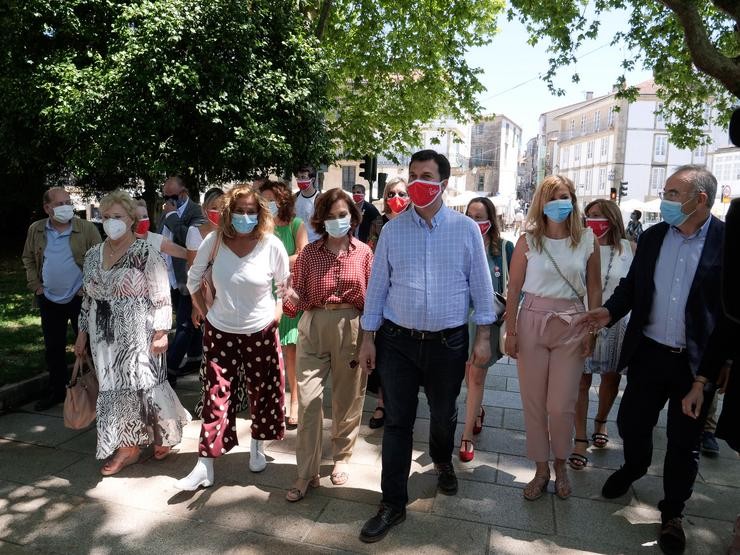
left=643, top=336, right=686, bottom=355
left=383, top=320, right=465, bottom=341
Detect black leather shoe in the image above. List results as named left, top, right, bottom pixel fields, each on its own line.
left=34, top=393, right=65, bottom=411
left=435, top=462, right=458, bottom=495
left=359, top=504, right=406, bottom=543
left=658, top=517, right=686, bottom=555
left=602, top=466, right=640, bottom=499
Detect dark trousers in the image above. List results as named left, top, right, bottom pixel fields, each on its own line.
left=166, top=288, right=202, bottom=372
left=617, top=336, right=715, bottom=520
left=37, top=294, right=82, bottom=397
left=376, top=321, right=468, bottom=510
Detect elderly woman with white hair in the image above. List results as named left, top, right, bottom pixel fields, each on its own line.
left=74, top=189, right=190, bottom=476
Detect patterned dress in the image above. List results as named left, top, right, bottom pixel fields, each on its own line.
left=274, top=217, right=303, bottom=345
left=80, top=239, right=190, bottom=459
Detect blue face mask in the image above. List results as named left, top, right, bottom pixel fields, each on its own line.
left=543, top=199, right=573, bottom=223
left=660, top=197, right=696, bottom=227
left=232, top=213, right=258, bottom=234
left=324, top=215, right=351, bottom=238
left=267, top=201, right=279, bottom=216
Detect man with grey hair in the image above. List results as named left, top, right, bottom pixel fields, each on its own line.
left=22, top=187, right=101, bottom=410
left=577, top=164, right=723, bottom=555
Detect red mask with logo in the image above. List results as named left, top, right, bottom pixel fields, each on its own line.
left=387, top=196, right=410, bottom=214
left=476, top=220, right=492, bottom=236
left=135, top=218, right=150, bottom=235
left=207, top=210, right=221, bottom=226
left=407, top=180, right=442, bottom=208
left=352, top=193, right=365, bottom=204
left=586, top=218, right=611, bottom=238
left=297, top=178, right=312, bottom=191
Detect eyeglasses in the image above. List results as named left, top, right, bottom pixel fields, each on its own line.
left=387, top=191, right=408, bottom=198
left=658, top=190, right=694, bottom=202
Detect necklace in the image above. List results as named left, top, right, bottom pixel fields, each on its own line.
left=106, top=238, right=131, bottom=260
left=602, top=246, right=616, bottom=293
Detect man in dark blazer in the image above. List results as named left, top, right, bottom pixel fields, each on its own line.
left=352, top=183, right=381, bottom=244
left=157, top=175, right=204, bottom=386
left=579, top=165, right=724, bottom=555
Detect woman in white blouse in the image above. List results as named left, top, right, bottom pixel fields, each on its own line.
left=504, top=175, right=601, bottom=501
left=175, top=184, right=290, bottom=491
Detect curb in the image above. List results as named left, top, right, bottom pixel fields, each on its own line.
left=0, top=373, right=48, bottom=413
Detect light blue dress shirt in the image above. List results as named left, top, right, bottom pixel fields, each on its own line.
left=361, top=205, right=496, bottom=332
left=643, top=216, right=711, bottom=348
left=42, top=220, right=83, bottom=304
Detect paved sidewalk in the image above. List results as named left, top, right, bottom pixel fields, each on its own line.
left=0, top=358, right=737, bottom=554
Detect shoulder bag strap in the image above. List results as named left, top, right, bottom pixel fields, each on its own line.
left=207, top=233, right=221, bottom=267
left=501, top=239, right=509, bottom=295
left=70, top=357, right=83, bottom=385
left=541, top=243, right=582, bottom=300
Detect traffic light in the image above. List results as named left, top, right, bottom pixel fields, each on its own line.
left=359, top=155, right=377, bottom=183
left=610, top=187, right=617, bottom=201
left=377, top=172, right=388, bottom=198
left=619, top=181, right=628, bottom=199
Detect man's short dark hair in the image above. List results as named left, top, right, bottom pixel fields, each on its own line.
left=352, top=184, right=366, bottom=194
left=294, top=164, right=316, bottom=179
left=409, top=150, right=451, bottom=181
left=632, top=210, right=642, bottom=220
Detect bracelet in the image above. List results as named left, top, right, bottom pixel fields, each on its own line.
left=694, top=376, right=709, bottom=385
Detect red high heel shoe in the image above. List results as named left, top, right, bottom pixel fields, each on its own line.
left=459, top=439, right=475, bottom=462
left=473, top=407, right=486, bottom=435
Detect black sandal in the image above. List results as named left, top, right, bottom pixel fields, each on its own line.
left=568, top=438, right=589, bottom=470
left=368, top=406, right=385, bottom=429
left=592, top=419, right=609, bottom=448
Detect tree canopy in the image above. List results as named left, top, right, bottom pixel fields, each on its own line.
left=508, top=0, right=740, bottom=149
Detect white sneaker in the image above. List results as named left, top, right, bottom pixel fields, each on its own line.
left=175, top=457, right=214, bottom=490
left=249, top=438, right=267, bottom=473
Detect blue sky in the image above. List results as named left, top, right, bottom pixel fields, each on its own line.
left=465, top=9, right=653, bottom=141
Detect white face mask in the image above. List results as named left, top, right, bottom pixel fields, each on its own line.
left=52, top=205, right=74, bottom=223
left=103, top=218, right=128, bottom=240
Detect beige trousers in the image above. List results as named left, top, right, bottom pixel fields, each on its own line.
left=295, top=307, right=367, bottom=479
left=517, top=294, right=586, bottom=461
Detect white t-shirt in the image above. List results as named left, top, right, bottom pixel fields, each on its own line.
left=145, top=231, right=164, bottom=252
left=187, top=232, right=290, bottom=334
left=295, top=190, right=320, bottom=243
left=186, top=225, right=207, bottom=251
left=522, top=228, right=595, bottom=300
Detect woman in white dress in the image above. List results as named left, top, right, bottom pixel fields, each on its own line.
left=74, top=190, right=190, bottom=476
left=569, top=199, right=635, bottom=470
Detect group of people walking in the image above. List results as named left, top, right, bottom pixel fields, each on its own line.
left=22, top=151, right=733, bottom=554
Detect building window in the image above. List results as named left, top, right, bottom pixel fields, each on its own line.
left=655, top=102, right=664, bottom=127
left=504, top=142, right=509, bottom=161
left=341, top=165, right=356, bottom=191
left=472, top=146, right=483, bottom=165
left=477, top=175, right=485, bottom=192
left=587, top=140, right=594, bottom=160
left=600, top=137, right=608, bottom=156
left=598, top=168, right=607, bottom=192
left=650, top=166, right=666, bottom=193
left=693, top=144, right=706, bottom=158
left=607, top=106, right=615, bottom=127
left=573, top=169, right=580, bottom=190
left=654, top=134, right=668, bottom=157
left=569, top=119, right=575, bottom=138
left=594, top=111, right=601, bottom=132
left=574, top=143, right=581, bottom=163
left=585, top=170, right=593, bottom=192
left=580, top=114, right=586, bottom=134
left=475, top=123, right=485, bottom=135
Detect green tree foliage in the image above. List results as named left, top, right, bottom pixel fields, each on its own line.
left=303, top=0, right=504, bottom=159
left=508, top=0, right=740, bottom=149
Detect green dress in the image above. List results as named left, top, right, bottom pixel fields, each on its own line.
left=275, top=217, right=303, bottom=345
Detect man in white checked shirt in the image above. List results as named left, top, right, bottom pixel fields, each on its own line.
left=358, top=150, right=496, bottom=543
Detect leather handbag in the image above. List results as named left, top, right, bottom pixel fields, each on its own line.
left=63, top=356, right=99, bottom=430
left=201, top=233, right=221, bottom=309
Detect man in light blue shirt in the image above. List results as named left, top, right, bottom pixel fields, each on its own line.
left=358, top=150, right=495, bottom=543
left=22, top=187, right=101, bottom=410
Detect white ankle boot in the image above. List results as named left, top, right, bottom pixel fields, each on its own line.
left=249, top=438, right=266, bottom=473
left=175, top=457, right=214, bottom=490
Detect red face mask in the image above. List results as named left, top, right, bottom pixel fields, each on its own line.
left=407, top=179, right=442, bottom=208
left=207, top=209, right=220, bottom=226
left=387, top=196, right=410, bottom=214
left=586, top=217, right=611, bottom=237
left=297, top=178, right=312, bottom=191
left=352, top=193, right=365, bottom=204
left=135, top=218, right=150, bottom=235
left=476, top=220, right=491, bottom=236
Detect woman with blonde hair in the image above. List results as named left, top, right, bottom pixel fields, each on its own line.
left=504, top=175, right=601, bottom=500
left=74, top=189, right=190, bottom=475
left=568, top=199, right=635, bottom=470
left=176, top=184, right=290, bottom=490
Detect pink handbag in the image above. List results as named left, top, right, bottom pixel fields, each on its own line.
left=201, top=233, right=221, bottom=309
left=63, top=356, right=98, bottom=430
